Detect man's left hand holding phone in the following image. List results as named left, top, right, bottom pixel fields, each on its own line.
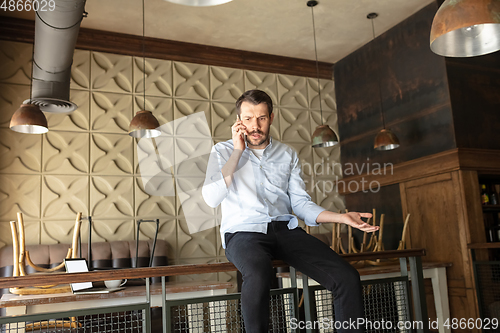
left=220, top=115, right=248, bottom=188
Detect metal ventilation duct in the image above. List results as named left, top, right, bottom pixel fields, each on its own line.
left=25, top=0, right=87, bottom=113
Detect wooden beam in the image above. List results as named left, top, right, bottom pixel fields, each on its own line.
left=0, top=17, right=333, bottom=79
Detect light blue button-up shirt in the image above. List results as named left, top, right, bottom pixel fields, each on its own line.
left=202, top=137, right=326, bottom=248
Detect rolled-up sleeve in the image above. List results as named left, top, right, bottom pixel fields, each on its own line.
left=287, top=151, right=325, bottom=226
left=202, top=146, right=229, bottom=208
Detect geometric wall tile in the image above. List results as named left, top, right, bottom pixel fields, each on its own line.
left=244, top=71, right=278, bottom=105
left=135, top=177, right=176, bottom=217
left=307, top=78, right=336, bottom=111
left=177, top=219, right=217, bottom=258
left=91, top=52, right=132, bottom=93
left=270, top=109, right=281, bottom=141
left=137, top=218, right=177, bottom=259
left=210, top=66, right=244, bottom=103
left=46, top=90, right=90, bottom=131
left=41, top=220, right=83, bottom=245
left=41, top=175, right=89, bottom=219
left=173, top=62, right=210, bottom=100
left=91, top=176, right=134, bottom=218
left=175, top=177, right=207, bottom=209
left=0, top=41, right=32, bottom=85
left=277, top=74, right=308, bottom=109
left=174, top=137, right=212, bottom=177
left=280, top=108, right=312, bottom=143
left=133, top=95, right=174, bottom=126
left=91, top=92, right=133, bottom=133
left=90, top=219, right=135, bottom=242
left=71, top=49, right=91, bottom=90
left=174, top=99, right=210, bottom=128
left=0, top=83, right=30, bottom=128
left=0, top=222, right=9, bottom=248
left=134, top=57, right=172, bottom=97
left=312, top=144, right=342, bottom=178
left=211, top=102, right=234, bottom=139
left=310, top=110, right=338, bottom=135
left=315, top=188, right=345, bottom=212
left=91, top=133, right=133, bottom=175
left=133, top=135, right=175, bottom=176
left=0, top=220, right=40, bottom=247
left=0, top=174, right=41, bottom=219
left=0, top=128, right=42, bottom=173
left=43, top=132, right=89, bottom=174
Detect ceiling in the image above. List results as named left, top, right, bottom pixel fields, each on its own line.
left=3, top=0, right=435, bottom=63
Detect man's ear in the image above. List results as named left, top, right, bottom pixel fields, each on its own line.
left=270, top=112, right=275, bottom=125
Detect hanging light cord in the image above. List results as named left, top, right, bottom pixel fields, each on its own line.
left=310, top=4, right=324, bottom=125
left=29, top=40, right=35, bottom=104
left=142, top=0, right=146, bottom=111
left=370, top=16, right=386, bottom=129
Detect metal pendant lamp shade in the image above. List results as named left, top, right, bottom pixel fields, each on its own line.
left=374, top=128, right=400, bottom=151
left=129, top=110, right=161, bottom=138
left=430, top=0, right=500, bottom=57
left=312, top=125, right=339, bottom=148
left=10, top=104, right=48, bottom=134
left=164, top=0, right=231, bottom=6
left=129, top=0, right=161, bottom=139
left=307, top=1, right=339, bottom=149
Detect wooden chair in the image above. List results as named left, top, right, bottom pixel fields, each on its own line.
left=9, top=212, right=82, bottom=295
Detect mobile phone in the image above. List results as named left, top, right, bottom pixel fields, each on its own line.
left=237, top=114, right=247, bottom=141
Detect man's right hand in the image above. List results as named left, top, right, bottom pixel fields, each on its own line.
left=232, top=120, right=247, bottom=151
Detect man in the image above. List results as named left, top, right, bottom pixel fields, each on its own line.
left=202, top=89, right=378, bottom=333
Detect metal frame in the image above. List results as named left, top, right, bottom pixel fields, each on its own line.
left=471, top=257, right=500, bottom=321
left=163, top=287, right=298, bottom=333
left=301, top=255, right=429, bottom=333
left=135, top=218, right=160, bottom=268
left=0, top=303, right=151, bottom=333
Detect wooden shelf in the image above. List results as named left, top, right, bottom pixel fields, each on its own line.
left=482, top=205, right=500, bottom=212
left=468, top=242, right=500, bottom=249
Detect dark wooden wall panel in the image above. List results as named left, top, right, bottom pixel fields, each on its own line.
left=334, top=3, right=455, bottom=167
left=344, top=184, right=403, bottom=250
left=447, top=55, right=500, bottom=150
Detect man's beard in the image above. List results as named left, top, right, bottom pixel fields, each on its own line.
left=246, top=130, right=269, bottom=147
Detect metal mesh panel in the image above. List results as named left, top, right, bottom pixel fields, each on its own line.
left=0, top=305, right=149, bottom=333
left=312, top=278, right=410, bottom=333
left=167, top=289, right=296, bottom=333
left=475, top=261, right=500, bottom=331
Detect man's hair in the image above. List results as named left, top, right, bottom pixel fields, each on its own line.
left=236, top=89, right=273, bottom=116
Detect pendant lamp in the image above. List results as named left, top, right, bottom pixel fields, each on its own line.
left=430, top=0, right=500, bottom=57
left=129, top=0, right=161, bottom=139
left=308, top=1, right=339, bottom=148
left=10, top=45, right=48, bottom=134
left=367, top=13, right=400, bottom=151
left=164, top=0, right=231, bottom=6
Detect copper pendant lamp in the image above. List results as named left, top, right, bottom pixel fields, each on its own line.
left=164, top=0, right=232, bottom=6
left=368, top=13, right=400, bottom=151
left=10, top=43, right=48, bottom=134
left=10, top=104, right=48, bottom=134
left=129, top=0, right=161, bottom=139
left=308, top=1, right=339, bottom=149
left=430, top=0, right=500, bottom=57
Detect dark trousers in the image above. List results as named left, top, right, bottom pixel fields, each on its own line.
left=225, top=221, right=364, bottom=333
